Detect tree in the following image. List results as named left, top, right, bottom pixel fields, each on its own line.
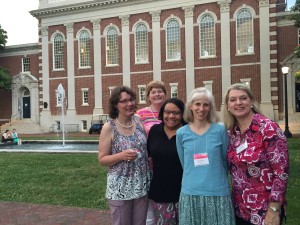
left=290, top=0, right=300, bottom=27
left=0, top=67, right=12, bottom=90
left=0, top=24, right=8, bottom=50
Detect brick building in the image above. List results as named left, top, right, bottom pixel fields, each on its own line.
left=0, top=0, right=299, bottom=132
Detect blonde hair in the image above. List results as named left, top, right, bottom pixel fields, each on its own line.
left=223, top=83, right=262, bottom=130
left=184, top=87, right=219, bottom=123
left=146, top=81, right=166, bottom=103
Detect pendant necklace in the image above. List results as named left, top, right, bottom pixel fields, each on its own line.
left=149, top=106, right=158, bottom=121
left=116, top=117, right=134, bottom=129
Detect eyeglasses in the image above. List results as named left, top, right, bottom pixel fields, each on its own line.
left=163, top=110, right=181, bottom=115
left=119, top=98, right=136, bottom=104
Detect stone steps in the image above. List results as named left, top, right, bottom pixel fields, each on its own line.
left=0, top=119, right=48, bottom=134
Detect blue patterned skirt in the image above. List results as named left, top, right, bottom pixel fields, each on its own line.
left=179, top=193, right=236, bottom=225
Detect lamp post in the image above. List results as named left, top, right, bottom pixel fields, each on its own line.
left=281, top=66, right=293, bottom=138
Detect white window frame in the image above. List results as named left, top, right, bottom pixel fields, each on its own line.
left=106, top=27, right=119, bottom=66
left=240, top=78, right=251, bottom=89
left=165, top=18, right=181, bottom=61
left=134, top=22, right=149, bottom=64
left=236, top=8, right=254, bottom=55
left=199, top=13, right=216, bottom=58
left=22, top=57, right=30, bottom=73
left=138, top=85, right=146, bottom=104
left=203, top=80, right=213, bottom=93
left=169, top=83, right=178, bottom=98
left=82, top=120, right=87, bottom=131
left=53, top=33, right=64, bottom=70
left=109, top=86, right=116, bottom=96
left=81, top=88, right=89, bottom=106
left=78, top=30, right=91, bottom=68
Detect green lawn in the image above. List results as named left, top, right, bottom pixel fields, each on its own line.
left=0, top=137, right=299, bottom=224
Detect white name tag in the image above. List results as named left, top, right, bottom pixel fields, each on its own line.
left=194, top=153, right=209, bottom=167
left=236, top=141, right=248, bottom=154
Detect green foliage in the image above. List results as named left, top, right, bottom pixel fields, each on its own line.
left=290, top=0, right=300, bottom=27
left=0, top=25, right=8, bottom=50
left=0, top=67, right=12, bottom=90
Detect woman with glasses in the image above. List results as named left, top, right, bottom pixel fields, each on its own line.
left=147, top=98, right=185, bottom=225
left=98, top=86, right=151, bottom=225
left=176, top=87, right=235, bottom=225
left=136, top=80, right=166, bottom=225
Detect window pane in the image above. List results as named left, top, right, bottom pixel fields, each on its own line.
left=135, top=23, right=148, bottom=63
left=106, top=27, right=118, bottom=65
left=79, top=31, right=91, bottom=67
left=166, top=19, right=181, bottom=60
left=139, top=87, right=146, bottom=102
left=236, top=9, right=253, bottom=54
left=22, top=58, right=30, bottom=72
left=53, top=34, right=64, bottom=69
left=200, top=14, right=216, bottom=57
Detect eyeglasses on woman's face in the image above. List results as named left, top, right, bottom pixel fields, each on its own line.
left=119, top=98, right=136, bottom=105
left=163, top=110, right=181, bottom=116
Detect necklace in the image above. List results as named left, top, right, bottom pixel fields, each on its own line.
left=149, top=106, right=159, bottom=121
left=116, top=117, right=134, bottom=129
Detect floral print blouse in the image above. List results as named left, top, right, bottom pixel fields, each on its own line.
left=227, top=113, right=289, bottom=225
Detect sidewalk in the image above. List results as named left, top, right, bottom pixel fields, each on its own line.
left=0, top=201, right=111, bottom=225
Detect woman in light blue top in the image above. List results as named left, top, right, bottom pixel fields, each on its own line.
left=176, top=87, right=235, bottom=225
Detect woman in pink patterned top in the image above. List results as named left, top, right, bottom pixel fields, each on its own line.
left=136, top=80, right=166, bottom=135
left=223, top=83, right=289, bottom=225
left=136, top=81, right=166, bottom=225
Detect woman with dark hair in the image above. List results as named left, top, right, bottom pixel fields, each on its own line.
left=176, top=87, right=235, bottom=225
left=98, top=86, right=151, bottom=225
left=224, top=83, right=289, bottom=225
left=147, top=98, right=185, bottom=225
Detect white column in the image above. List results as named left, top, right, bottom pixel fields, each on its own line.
left=41, top=26, right=50, bottom=106
left=91, top=19, right=103, bottom=114
left=183, top=6, right=195, bottom=98
left=150, top=10, right=161, bottom=81
left=120, top=15, right=130, bottom=86
left=64, top=23, right=76, bottom=114
left=258, top=0, right=274, bottom=119
left=218, top=1, right=231, bottom=101
left=40, top=25, right=52, bottom=128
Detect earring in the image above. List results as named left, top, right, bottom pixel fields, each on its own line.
left=251, top=105, right=253, bottom=108
left=227, top=108, right=230, bottom=111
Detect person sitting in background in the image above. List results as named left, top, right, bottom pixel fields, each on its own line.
left=1, top=130, right=13, bottom=143
left=11, top=128, right=21, bottom=145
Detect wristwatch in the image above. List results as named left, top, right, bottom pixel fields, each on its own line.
left=269, top=206, right=280, bottom=213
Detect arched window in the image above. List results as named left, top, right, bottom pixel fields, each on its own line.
left=199, top=14, right=215, bottom=57
left=236, top=9, right=253, bottom=54
left=106, top=27, right=119, bottom=65
left=53, top=34, right=64, bottom=69
left=78, top=30, right=91, bottom=67
left=135, top=23, right=148, bottom=63
left=166, top=19, right=181, bottom=61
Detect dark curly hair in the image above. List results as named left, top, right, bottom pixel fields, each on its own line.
left=109, top=86, right=136, bottom=119
left=158, top=98, right=186, bottom=124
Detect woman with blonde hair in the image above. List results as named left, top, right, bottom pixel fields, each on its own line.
left=176, top=87, right=235, bottom=225
left=224, top=83, right=289, bottom=225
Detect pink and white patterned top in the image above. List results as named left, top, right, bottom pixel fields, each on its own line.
left=136, top=107, right=161, bottom=136
left=227, top=113, right=289, bottom=225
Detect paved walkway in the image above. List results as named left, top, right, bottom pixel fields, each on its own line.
left=0, top=201, right=111, bottom=225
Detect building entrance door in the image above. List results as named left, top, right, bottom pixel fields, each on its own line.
left=23, top=96, right=31, bottom=118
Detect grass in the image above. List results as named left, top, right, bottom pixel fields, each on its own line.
left=0, top=153, right=108, bottom=209
left=0, top=137, right=299, bottom=224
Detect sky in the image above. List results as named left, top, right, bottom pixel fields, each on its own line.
left=0, top=0, right=297, bottom=46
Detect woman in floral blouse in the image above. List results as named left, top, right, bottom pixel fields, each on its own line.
left=223, top=83, right=289, bottom=225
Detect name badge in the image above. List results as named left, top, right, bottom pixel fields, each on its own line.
left=236, top=140, right=248, bottom=154
left=194, top=153, right=209, bottom=167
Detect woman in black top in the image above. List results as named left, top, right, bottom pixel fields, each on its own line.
left=147, top=98, right=185, bottom=225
